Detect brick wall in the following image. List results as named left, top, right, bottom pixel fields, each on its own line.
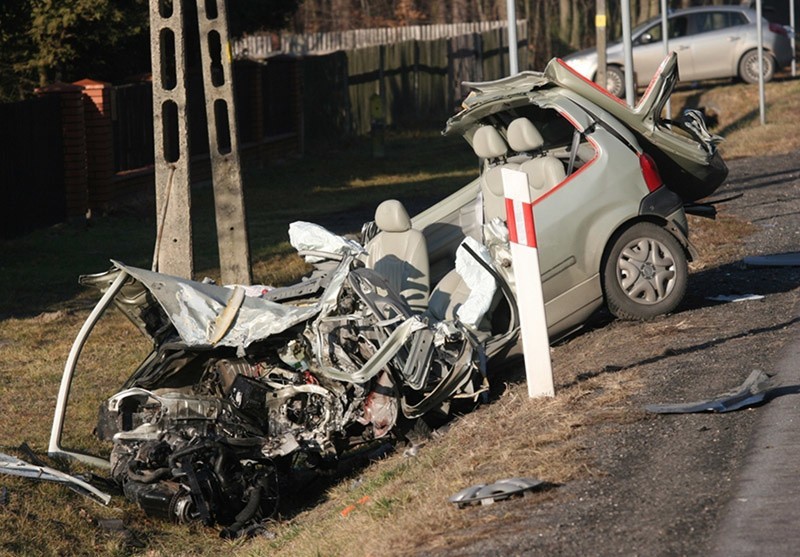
left=35, top=82, right=88, bottom=219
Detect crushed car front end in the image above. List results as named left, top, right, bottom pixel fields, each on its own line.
left=49, top=253, right=494, bottom=535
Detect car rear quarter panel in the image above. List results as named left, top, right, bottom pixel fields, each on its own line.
left=535, top=127, right=647, bottom=304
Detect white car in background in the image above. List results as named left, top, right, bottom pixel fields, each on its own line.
left=564, top=6, right=794, bottom=97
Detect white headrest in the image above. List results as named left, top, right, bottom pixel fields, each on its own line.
left=375, top=199, right=411, bottom=233
left=472, top=126, right=508, bottom=159
left=507, top=118, right=544, bottom=152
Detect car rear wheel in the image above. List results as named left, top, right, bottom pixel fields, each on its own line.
left=738, top=50, right=775, bottom=84
left=605, top=66, right=625, bottom=98
left=602, top=222, right=688, bottom=320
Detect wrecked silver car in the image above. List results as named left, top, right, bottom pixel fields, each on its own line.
left=49, top=232, right=502, bottom=535
left=48, top=53, right=726, bottom=536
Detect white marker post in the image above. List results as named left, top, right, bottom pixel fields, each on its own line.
left=501, top=168, right=555, bottom=398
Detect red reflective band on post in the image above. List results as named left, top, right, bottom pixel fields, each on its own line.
left=522, top=202, right=536, bottom=248
left=505, top=198, right=537, bottom=248
left=505, top=198, right=518, bottom=243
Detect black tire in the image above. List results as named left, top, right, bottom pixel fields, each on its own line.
left=605, top=66, right=625, bottom=98
left=738, top=50, right=776, bottom=84
left=601, top=222, right=688, bottom=320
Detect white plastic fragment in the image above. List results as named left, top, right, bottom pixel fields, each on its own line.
left=288, top=221, right=365, bottom=262
left=0, top=452, right=111, bottom=505
left=707, top=294, right=765, bottom=303
left=209, top=286, right=245, bottom=344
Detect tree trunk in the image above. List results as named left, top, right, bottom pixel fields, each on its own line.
left=559, top=0, right=571, bottom=44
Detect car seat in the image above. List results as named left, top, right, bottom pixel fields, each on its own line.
left=365, top=199, right=429, bottom=314
left=472, top=125, right=517, bottom=222
left=506, top=118, right=566, bottom=198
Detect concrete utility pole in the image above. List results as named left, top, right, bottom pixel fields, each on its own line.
left=149, top=0, right=193, bottom=279
left=595, top=0, right=607, bottom=88
left=197, top=0, right=252, bottom=285
left=149, top=0, right=252, bottom=284
left=507, top=0, right=519, bottom=75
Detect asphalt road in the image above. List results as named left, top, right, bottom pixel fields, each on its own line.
left=426, top=151, right=800, bottom=556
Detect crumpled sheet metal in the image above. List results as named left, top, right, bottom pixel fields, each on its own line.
left=645, top=370, right=774, bottom=414
left=0, top=452, right=111, bottom=505
left=449, top=477, right=544, bottom=508
left=115, top=261, right=348, bottom=349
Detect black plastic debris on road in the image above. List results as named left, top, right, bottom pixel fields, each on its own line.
left=743, top=253, right=800, bottom=268
left=449, top=477, right=544, bottom=508
left=645, top=370, right=774, bottom=414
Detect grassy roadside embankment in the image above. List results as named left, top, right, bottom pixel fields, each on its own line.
left=0, top=76, right=798, bottom=556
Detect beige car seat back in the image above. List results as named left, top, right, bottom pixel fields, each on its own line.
left=507, top=117, right=566, bottom=197
left=472, top=125, right=515, bottom=222
left=366, top=200, right=429, bottom=313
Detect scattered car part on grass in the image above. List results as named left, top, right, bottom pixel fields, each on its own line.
left=743, top=253, right=800, bottom=267
left=449, top=477, right=545, bottom=508
left=0, top=452, right=111, bottom=505
left=644, top=369, right=774, bottom=414
left=707, top=293, right=766, bottom=303
left=340, top=495, right=371, bottom=517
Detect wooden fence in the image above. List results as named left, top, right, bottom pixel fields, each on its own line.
left=234, top=20, right=525, bottom=58
left=2, top=22, right=527, bottom=236
left=302, top=24, right=529, bottom=142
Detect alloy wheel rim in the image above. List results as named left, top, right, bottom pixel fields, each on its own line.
left=606, top=72, right=623, bottom=96
left=745, top=55, right=771, bottom=81
left=616, top=237, right=677, bottom=305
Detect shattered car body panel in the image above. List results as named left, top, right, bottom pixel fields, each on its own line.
left=51, top=257, right=493, bottom=532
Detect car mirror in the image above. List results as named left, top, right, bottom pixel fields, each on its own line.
left=640, top=32, right=654, bottom=44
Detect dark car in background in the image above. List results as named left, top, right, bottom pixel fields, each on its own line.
left=564, top=6, right=794, bottom=97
